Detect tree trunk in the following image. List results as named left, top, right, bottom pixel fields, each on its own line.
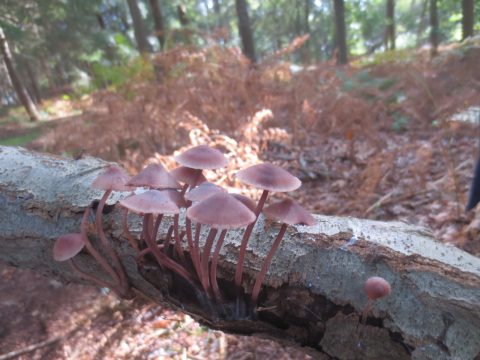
left=0, top=28, right=39, bottom=121
left=385, top=0, right=396, bottom=50
left=333, top=0, right=348, bottom=65
left=235, top=0, right=257, bottom=63
left=1, top=146, right=480, bottom=359
left=126, top=0, right=153, bottom=53
left=462, top=0, right=475, bottom=40
left=429, top=0, right=439, bottom=56
left=25, top=61, right=42, bottom=104
left=148, top=0, right=166, bottom=49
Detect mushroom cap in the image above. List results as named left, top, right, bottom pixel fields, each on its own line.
left=263, top=199, right=315, bottom=226
left=163, top=189, right=188, bottom=208
left=186, top=193, right=255, bottom=229
left=231, top=193, right=257, bottom=212
left=127, top=163, right=180, bottom=189
left=236, top=163, right=301, bottom=192
left=170, top=166, right=207, bottom=186
left=364, top=276, right=391, bottom=300
left=119, top=190, right=180, bottom=215
left=185, top=182, right=225, bottom=202
left=174, top=145, right=228, bottom=170
left=53, top=233, right=85, bottom=262
left=92, top=166, right=130, bottom=191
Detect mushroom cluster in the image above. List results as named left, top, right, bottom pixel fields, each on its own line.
left=53, top=145, right=316, bottom=317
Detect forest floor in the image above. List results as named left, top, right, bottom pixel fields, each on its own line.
left=1, top=38, right=480, bottom=359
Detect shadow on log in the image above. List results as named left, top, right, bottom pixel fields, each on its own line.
left=0, top=146, right=479, bottom=359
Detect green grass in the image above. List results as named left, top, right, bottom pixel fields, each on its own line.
left=0, top=130, right=41, bottom=146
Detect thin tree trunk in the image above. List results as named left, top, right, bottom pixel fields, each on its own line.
left=25, top=61, right=42, bottom=104
left=0, top=28, right=39, bottom=121
left=302, top=0, right=311, bottom=63
left=462, top=0, right=474, bottom=40
left=126, top=0, right=153, bottom=53
left=148, top=0, right=166, bottom=49
left=385, top=0, right=396, bottom=50
left=235, top=0, right=257, bottom=63
left=429, top=0, right=439, bottom=56
left=333, top=0, right=348, bottom=65
left=1, top=146, right=480, bottom=360
left=416, top=0, right=428, bottom=46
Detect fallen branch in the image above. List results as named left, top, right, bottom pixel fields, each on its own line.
left=0, top=146, right=479, bottom=359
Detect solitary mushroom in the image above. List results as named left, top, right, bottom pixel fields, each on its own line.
left=186, top=193, right=255, bottom=299
left=234, top=163, right=301, bottom=290
left=250, top=198, right=315, bottom=304
left=361, top=276, right=391, bottom=324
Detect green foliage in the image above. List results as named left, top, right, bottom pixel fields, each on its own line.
left=90, top=56, right=154, bottom=91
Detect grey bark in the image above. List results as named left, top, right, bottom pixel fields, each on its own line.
left=0, top=146, right=480, bottom=360
left=0, top=28, right=39, bottom=121
left=385, top=0, right=396, bottom=50
left=235, top=0, right=256, bottom=63
left=462, top=0, right=475, bottom=40
left=430, top=0, right=439, bottom=56
left=333, top=0, right=348, bottom=64
left=148, top=0, right=166, bottom=49
left=125, top=0, right=153, bottom=53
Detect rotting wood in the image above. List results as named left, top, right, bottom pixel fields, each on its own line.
left=0, top=146, right=479, bottom=360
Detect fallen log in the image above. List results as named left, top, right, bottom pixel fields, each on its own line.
left=0, top=146, right=479, bottom=360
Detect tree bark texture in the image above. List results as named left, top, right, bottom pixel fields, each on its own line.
left=235, top=0, right=257, bottom=63
left=125, top=0, right=153, bottom=53
left=462, top=0, right=475, bottom=40
left=0, top=146, right=479, bottom=359
left=385, top=0, right=396, bottom=50
left=429, top=0, right=439, bottom=56
left=148, top=0, right=166, bottom=49
left=0, top=28, right=39, bottom=121
left=333, top=0, right=348, bottom=65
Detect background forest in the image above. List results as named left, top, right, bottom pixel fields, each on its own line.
left=0, top=0, right=479, bottom=359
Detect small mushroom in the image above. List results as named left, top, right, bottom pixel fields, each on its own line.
left=170, top=166, right=207, bottom=194
left=174, top=145, right=228, bottom=192
left=126, top=163, right=180, bottom=190
left=53, top=233, right=119, bottom=294
left=250, top=198, right=315, bottom=304
left=185, top=182, right=226, bottom=203
left=234, top=163, right=301, bottom=290
left=361, top=276, right=391, bottom=324
left=119, top=190, right=193, bottom=283
left=187, top=193, right=255, bottom=298
left=91, top=166, right=131, bottom=293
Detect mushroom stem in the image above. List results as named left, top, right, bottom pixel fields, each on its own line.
left=80, top=208, right=120, bottom=287
left=163, top=225, right=174, bottom=254
left=251, top=223, right=287, bottom=304
left=210, top=229, right=227, bottom=300
left=200, top=228, right=218, bottom=293
left=68, top=258, right=121, bottom=297
left=173, top=214, right=186, bottom=263
left=153, top=214, right=164, bottom=243
left=96, top=190, right=129, bottom=293
left=122, top=208, right=140, bottom=253
left=234, top=189, right=269, bottom=288
left=180, top=183, right=189, bottom=196
left=361, top=299, right=373, bottom=326
left=186, top=217, right=202, bottom=280
left=143, top=213, right=194, bottom=284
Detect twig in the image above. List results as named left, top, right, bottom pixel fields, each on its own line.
left=0, top=336, right=63, bottom=360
